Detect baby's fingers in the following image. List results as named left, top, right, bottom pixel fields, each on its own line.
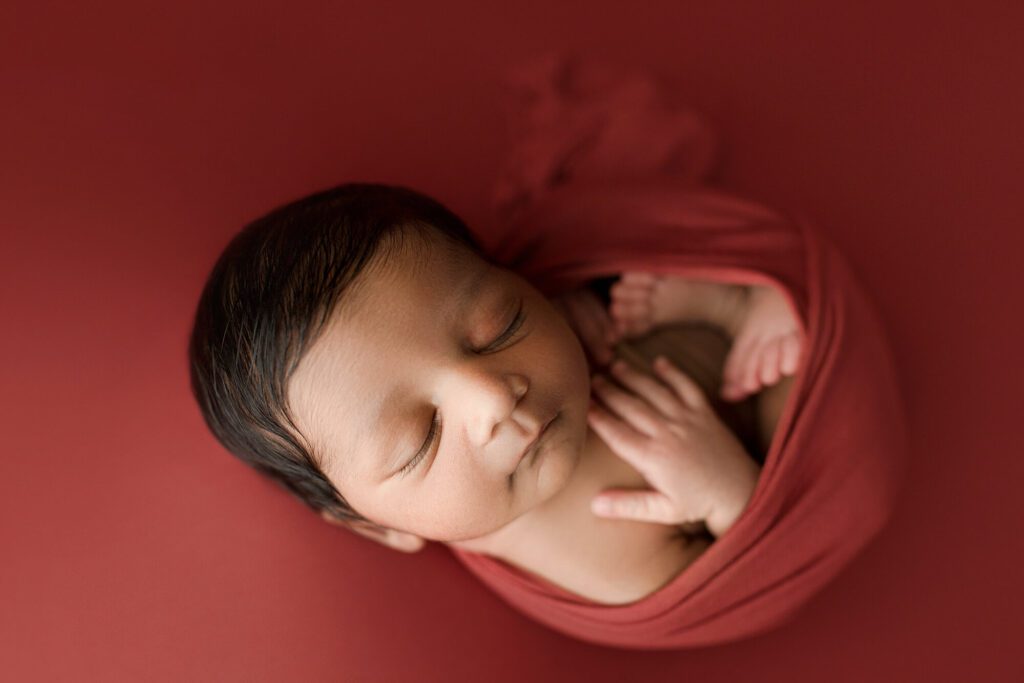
left=652, top=356, right=708, bottom=411
left=591, top=488, right=678, bottom=524
left=608, top=359, right=683, bottom=420
left=591, top=375, right=664, bottom=436
left=586, top=402, right=655, bottom=477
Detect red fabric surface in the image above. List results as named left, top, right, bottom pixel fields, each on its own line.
left=448, top=55, right=910, bottom=648
left=3, top=2, right=1022, bottom=681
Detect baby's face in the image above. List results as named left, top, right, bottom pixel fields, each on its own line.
left=287, top=234, right=591, bottom=543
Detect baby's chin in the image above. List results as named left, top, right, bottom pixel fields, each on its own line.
left=532, top=405, right=588, bottom=493
left=440, top=410, right=588, bottom=553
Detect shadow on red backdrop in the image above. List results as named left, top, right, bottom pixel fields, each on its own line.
left=1, top=1, right=1021, bottom=681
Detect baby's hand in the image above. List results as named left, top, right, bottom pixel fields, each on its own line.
left=720, top=285, right=803, bottom=402
left=587, top=356, right=761, bottom=537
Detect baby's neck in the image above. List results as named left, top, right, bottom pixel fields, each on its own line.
left=445, top=424, right=645, bottom=560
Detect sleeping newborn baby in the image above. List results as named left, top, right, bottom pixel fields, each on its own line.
left=188, top=183, right=803, bottom=606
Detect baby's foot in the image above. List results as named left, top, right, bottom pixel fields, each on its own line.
left=720, top=285, right=804, bottom=402
left=609, top=271, right=748, bottom=339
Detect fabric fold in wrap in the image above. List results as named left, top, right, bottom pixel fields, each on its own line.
left=447, top=52, right=910, bottom=649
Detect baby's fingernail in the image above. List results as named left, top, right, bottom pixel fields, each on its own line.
left=592, top=498, right=613, bottom=515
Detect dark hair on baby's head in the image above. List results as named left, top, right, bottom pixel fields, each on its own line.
left=188, top=182, right=484, bottom=524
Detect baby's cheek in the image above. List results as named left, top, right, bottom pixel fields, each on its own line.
left=423, top=479, right=515, bottom=542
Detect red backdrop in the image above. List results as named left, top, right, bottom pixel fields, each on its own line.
left=2, top=1, right=1021, bottom=680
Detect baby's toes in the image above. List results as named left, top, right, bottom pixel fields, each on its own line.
left=609, top=280, right=653, bottom=326
left=739, top=339, right=768, bottom=397
left=780, top=332, right=802, bottom=375
left=610, top=299, right=652, bottom=337
left=619, top=271, right=658, bottom=288
left=721, top=337, right=755, bottom=400
left=721, top=377, right=746, bottom=401
left=758, top=338, right=783, bottom=387
left=610, top=280, right=653, bottom=305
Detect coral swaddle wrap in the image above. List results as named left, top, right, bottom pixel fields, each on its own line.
left=446, top=54, right=911, bottom=649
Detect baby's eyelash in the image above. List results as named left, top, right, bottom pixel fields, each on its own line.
left=401, top=411, right=440, bottom=476
left=486, top=299, right=526, bottom=351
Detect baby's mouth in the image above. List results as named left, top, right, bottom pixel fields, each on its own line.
left=520, top=411, right=559, bottom=467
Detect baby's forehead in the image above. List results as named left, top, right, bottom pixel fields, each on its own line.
left=342, top=234, right=489, bottom=314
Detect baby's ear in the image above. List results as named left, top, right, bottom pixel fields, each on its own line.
left=320, top=510, right=426, bottom=554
